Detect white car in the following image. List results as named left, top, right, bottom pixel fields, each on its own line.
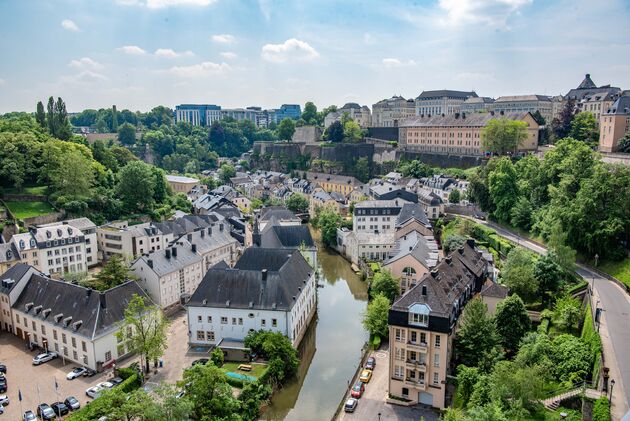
left=67, top=367, right=87, bottom=380
left=97, top=381, right=114, bottom=390
left=0, top=394, right=8, bottom=405
left=86, top=385, right=103, bottom=399
left=32, top=352, right=58, bottom=365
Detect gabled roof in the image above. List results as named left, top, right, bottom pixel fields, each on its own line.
left=13, top=273, right=150, bottom=340
left=0, top=242, right=20, bottom=264
left=261, top=224, right=315, bottom=249
left=384, top=231, right=438, bottom=269
left=188, top=248, right=313, bottom=311
left=604, top=96, right=630, bottom=115
left=133, top=243, right=202, bottom=277
left=396, top=203, right=431, bottom=228
left=481, top=280, right=509, bottom=299
left=0, top=263, right=32, bottom=294
left=259, top=206, right=300, bottom=222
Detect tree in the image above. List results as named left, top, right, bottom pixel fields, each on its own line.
left=118, top=294, right=169, bottom=373
left=362, top=294, right=390, bottom=339
left=569, top=111, right=598, bottom=144
left=481, top=119, right=528, bottom=155
left=46, top=96, right=56, bottom=136
left=325, top=120, right=344, bottom=142
left=592, top=397, right=611, bottom=421
left=301, top=101, right=318, bottom=124
left=494, top=295, right=531, bottom=353
left=244, top=330, right=299, bottom=385
left=443, top=234, right=467, bottom=254
left=36, top=101, right=46, bottom=129
left=490, top=361, right=545, bottom=412
left=531, top=110, right=546, bottom=126
left=488, top=158, right=519, bottom=222
left=53, top=97, right=72, bottom=140
left=45, top=144, right=95, bottom=199
left=219, top=163, right=236, bottom=184
left=510, top=196, right=532, bottom=229
left=456, top=298, right=502, bottom=371
left=552, top=98, right=576, bottom=140
left=534, top=251, right=564, bottom=305
left=93, top=255, right=133, bottom=290
left=449, top=188, right=461, bottom=204
left=117, top=122, right=136, bottom=145
left=618, top=132, right=630, bottom=153
left=500, top=248, right=537, bottom=302
left=285, top=193, right=309, bottom=214
left=552, top=295, right=581, bottom=333
left=210, top=347, right=224, bottom=367
left=117, top=161, right=156, bottom=212
left=314, top=207, right=342, bottom=248
left=547, top=222, right=576, bottom=274
left=276, top=117, right=296, bottom=140
left=343, top=119, right=362, bottom=142
left=370, top=269, right=400, bottom=303
left=180, top=362, right=240, bottom=419
left=398, top=160, right=435, bottom=178
left=456, top=365, right=481, bottom=407
left=550, top=334, right=591, bottom=382
left=354, top=157, right=370, bottom=182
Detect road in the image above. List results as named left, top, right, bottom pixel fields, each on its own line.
left=462, top=216, right=630, bottom=419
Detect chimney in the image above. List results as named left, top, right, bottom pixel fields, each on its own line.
left=430, top=269, right=439, bottom=277
left=147, top=259, right=153, bottom=269
left=455, top=113, right=460, bottom=119
left=172, top=247, right=177, bottom=257
left=422, top=285, right=427, bottom=296
left=191, top=244, right=197, bottom=253
left=462, top=112, right=466, bottom=119
left=490, top=111, right=495, bottom=116
left=445, top=256, right=452, bottom=265
left=200, top=229, right=205, bottom=238
left=99, top=293, right=107, bottom=309
left=165, top=249, right=171, bottom=259
left=187, top=233, right=192, bottom=242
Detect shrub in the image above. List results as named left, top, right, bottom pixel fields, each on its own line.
left=226, top=376, right=245, bottom=388
left=119, top=373, right=141, bottom=392
left=592, top=396, right=610, bottom=421
left=372, top=335, right=381, bottom=349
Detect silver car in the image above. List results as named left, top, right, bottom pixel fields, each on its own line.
left=32, top=352, right=58, bottom=365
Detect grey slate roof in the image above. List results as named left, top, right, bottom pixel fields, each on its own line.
left=385, top=231, right=439, bottom=268
left=416, top=90, right=478, bottom=100
left=0, top=242, right=20, bottom=264
left=261, top=224, right=315, bottom=249
left=133, top=243, right=202, bottom=277
left=494, top=95, right=551, bottom=102
left=417, top=189, right=443, bottom=206
left=604, top=96, right=630, bottom=115
left=481, top=280, right=509, bottom=299
left=0, top=263, right=32, bottom=294
left=259, top=206, right=300, bottom=222
left=577, top=74, right=597, bottom=90
left=13, top=274, right=150, bottom=340
left=396, top=203, right=431, bottom=228
left=188, top=248, right=313, bottom=311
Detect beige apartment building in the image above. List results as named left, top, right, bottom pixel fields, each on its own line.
left=491, top=95, right=553, bottom=123
left=565, top=74, right=621, bottom=120
left=372, top=96, right=416, bottom=127
left=305, top=172, right=363, bottom=196
left=599, top=96, right=630, bottom=153
left=166, top=175, right=200, bottom=195
left=460, top=97, right=494, bottom=114
left=399, top=112, right=539, bottom=156
left=415, top=90, right=477, bottom=117
left=388, top=240, right=488, bottom=409
left=324, top=103, right=372, bottom=128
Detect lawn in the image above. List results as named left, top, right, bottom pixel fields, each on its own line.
left=4, top=185, right=48, bottom=195
left=222, top=362, right=268, bottom=379
left=598, top=259, right=630, bottom=290
left=5, top=201, right=55, bottom=219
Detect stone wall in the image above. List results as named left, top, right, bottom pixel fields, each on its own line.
left=398, top=151, right=486, bottom=169
left=23, top=212, right=65, bottom=227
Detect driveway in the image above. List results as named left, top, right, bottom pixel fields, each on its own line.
left=337, top=345, right=439, bottom=421
left=0, top=333, right=115, bottom=419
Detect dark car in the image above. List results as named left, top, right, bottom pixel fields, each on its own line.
left=83, top=368, right=97, bottom=377
left=0, top=363, right=6, bottom=373
left=350, top=381, right=365, bottom=398
left=51, top=401, right=69, bottom=416
left=365, top=356, right=376, bottom=370
left=64, top=396, right=81, bottom=411
left=37, top=403, right=56, bottom=420
left=23, top=410, right=37, bottom=421
left=191, top=358, right=209, bottom=366
left=0, top=376, right=7, bottom=393
left=110, top=377, right=124, bottom=386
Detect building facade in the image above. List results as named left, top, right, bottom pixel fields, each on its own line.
left=305, top=172, right=363, bottom=196
left=415, top=90, right=478, bottom=117
left=175, top=104, right=221, bottom=126
left=372, top=96, right=416, bottom=127
left=460, top=97, right=494, bottom=114
left=166, top=175, right=200, bottom=195
left=599, top=96, right=630, bottom=153
left=490, top=95, right=553, bottom=123
left=324, top=103, right=372, bottom=128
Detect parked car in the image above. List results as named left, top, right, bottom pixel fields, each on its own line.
left=0, top=394, right=9, bottom=406
left=83, top=368, right=97, bottom=377
left=0, top=375, right=7, bottom=393
left=191, top=358, right=209, bottom=366
left=67, top=367, right=87, bottom=380
left=97, top=381, right=114, bottom=390
left=86, top=385, right=103, bottom=399
left=350, top=381, right=365, bottom=398
left=359, top=369, right=372, bottom=383
left=110, top=377, right=124, bottom=386
left=0, top=405, right=3, bottom=415
left=32, top=352, right=58, bottom=365
left=64, top=396, right=81, bottom=411
left=23, top=410, right=37, bottom=421
left=365, top=357, right=376, bottom=370
left=344, top=398, right=358, bottom=413
left=37, top=403, right=56, bottom=420
left=0, top=363, right=6, bottom=373
left=51, top=401, right=69, bottom=416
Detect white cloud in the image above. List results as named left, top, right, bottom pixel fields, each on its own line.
left=211, top=34, right=235, bottom=44
left=220, top=51, right=238, bottom=60
left=117, top=45, right=147, bottom=55
left=261, top=38, right=320, bottom=63
left=118, top=0, right=217, bottom=8
left=68, top=57, right=103, bottom=70
left=155, top=48, right=194, bottom=58
left=437, top=0, right=532, bottom=28
left=62, top=71, right=108, bottom=84
left=61, top=19, right=80, bottom=32
left=382, top=58, right=416, bottom=68
left=258, top=0, right=271, bottom=20
left=167, top=61, right=231, bottom=77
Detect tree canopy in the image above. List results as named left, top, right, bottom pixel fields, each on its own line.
left=481, top=119, right=528, bottom=155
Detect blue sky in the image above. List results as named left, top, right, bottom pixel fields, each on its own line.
left=1, top=0, right=629, bottom=113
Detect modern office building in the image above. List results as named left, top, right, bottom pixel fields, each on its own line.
left=175, top=104, right=221, bottom=126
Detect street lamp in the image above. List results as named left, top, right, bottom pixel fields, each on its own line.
left=594, top=254, right=599, bottom=267
left=610, top=379, right=615, bottom=402
left=378, top=412, right=381, bottom=421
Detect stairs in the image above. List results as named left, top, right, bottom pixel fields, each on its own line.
left=542, top=387, right=602, bottom=410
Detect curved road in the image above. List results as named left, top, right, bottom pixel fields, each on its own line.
left=459, top=216, right=630, bottom=419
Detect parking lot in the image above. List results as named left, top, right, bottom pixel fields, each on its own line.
left=337, top=345, right=438, bottom=421
left=0, top=333, right=115, bottom=419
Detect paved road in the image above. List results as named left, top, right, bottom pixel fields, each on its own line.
left=461, top=216, right=630, bottom=419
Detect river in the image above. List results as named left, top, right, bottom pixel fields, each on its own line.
left=262, top=233, right=369, bottom=421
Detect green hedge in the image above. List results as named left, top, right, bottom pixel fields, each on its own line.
left=226, top=376, right=245, bottom=388
left=581, top=303, right=602, bottom=380
left=119, top=373, right=141, bottom=393
left=592, top=396, right=611, bottom=421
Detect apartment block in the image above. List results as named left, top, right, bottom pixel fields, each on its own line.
left=415, top=90, right=478, bottom=117
left=372, top=96, right=416, bottom=127
left=599, top=96, right=630, bottom=153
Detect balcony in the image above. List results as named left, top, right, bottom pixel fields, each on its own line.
left=406, top=341, right=428, bottom=351
left=404, top=379, right=426, bottom=390
left=405, top=360, right=427, bottom=371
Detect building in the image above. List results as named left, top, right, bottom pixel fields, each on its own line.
left=174, top=222, right=241, bottom=271
left=186, top=247, right=317, bottom=352
left=0, top=264, right=36, bottom=333
left=259, top=206, right=302, bottom=230
left=175, top=104, right=221, bottom=126
left=370, top=183, right=418, bottom=203
left=305, top=172, right=363, bottom=196
left=388, top=240, right=487, bottom=409
left=0, top=242, right=21, bottom=276
left=372, top=96, right=416, bottom=127
left=383, top=231, right=439, bottom=294
left=274, top=104, right=302, bottom=122
left=460, top=97, right=494, bottom=114
left=491, top=95, right=553, bottom=123
left=480, top=280, right=509, bottom=315
left=166, top=175, right=200, bottom=195
left=324, top=103, right=372, bottom=128
left=36, top=218, right=98, bottom=269
left=131, top=243, right=204, bottom=309
left=565, top=74, right=622, bottom=120
left=11, top=222, right=89, bottom=276
left=415, top=90, right=478, bottom=117
left=394, top=202, right=434, bottom=239
left=399, top=112, right=539, bottom=156
left=599, top=96, right=630, bottom=153
left=10, top=267, right=150, bottom=371
left=308, top=189, right=344, bottom=217
left=175, top=104, right=300, bottom=128
left=417, top=189, right=444, bottom=219
left=255, top=217, right=317, bottom=268
left=98, top=221, right=170, bottom=262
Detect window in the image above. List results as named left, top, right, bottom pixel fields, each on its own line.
left=394, top=365, right=404, bottom=379
left=433, top=373, right=439, bottom=384
left=261, top=319, right=266, bottom=327
left=272, top=318, right=277, bottom=327
left=435, top=335, right=441, bottom=348
left=434, top=353, right=440, bottom=368
left=15, top=314, right=20, bottom=324
left=32, top=321, right=36, bottom=330
left=232, top=317, right=236, bottom=325
left=73, top=350, right=78, bottom=360
left=206, top=331, right=215, bottom=341
left=408, top=303, right=430, bottom=327
left=402, top=387, right=409, bottom=398
left=197, top=315, right=202, bottom=323
left=72, top=337, right=76, bottom=348
left=410, top=331, right=417, bottom=343
left=105, top=351, right=112, bottom=361
left=221, top=317, right=228, bottom=324
left=41, top=325, right=46, bottom=335
left=196, top=331, right=205, bottom=340
left=238, top=318, right=243, bottom=325
left=53, top=329, right=57, bottom=340
left=420, top=332, right=426, bottom=345
left=82, top=341, right=87, bottom=352
left=207, top=316, right=212, bottom=323
left=63, top=347, right=68, bottom=356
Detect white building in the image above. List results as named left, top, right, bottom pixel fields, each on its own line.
left=9, top=266, right=149, bottom=371
left=39, top=218, right=98, bottom=268
left=415, top=90, right=478, bottom=116
left=186, top=248, right=316, bottom=350
left=324, top=103, right=372, bottom=128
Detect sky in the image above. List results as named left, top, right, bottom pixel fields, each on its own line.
left=1, top=0, right=630, bottom=113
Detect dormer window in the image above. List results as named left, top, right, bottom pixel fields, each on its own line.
left=408, top=303, right=430, bottom=327
left=30, top=239, right=36, bottom=247
left=57, top=229, right=62, bottom=237
left=19, top=240, right=25, bottom=249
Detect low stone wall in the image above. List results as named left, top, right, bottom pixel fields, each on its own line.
left=23, top=212, right=65, bottom=227
left=1, top=194, right=47, bottom=201
left=398, top=150, right=486, bottom=169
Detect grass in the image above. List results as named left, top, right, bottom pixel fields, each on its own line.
left=221, top=362, right=268, bottom=379
left=598, top=259, right=630, bottom=289
left=525, top=407, right=581, bottom=421
left=4, top=201, right=55, bottom=219
left=3, top=185, right=48, bottom=195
